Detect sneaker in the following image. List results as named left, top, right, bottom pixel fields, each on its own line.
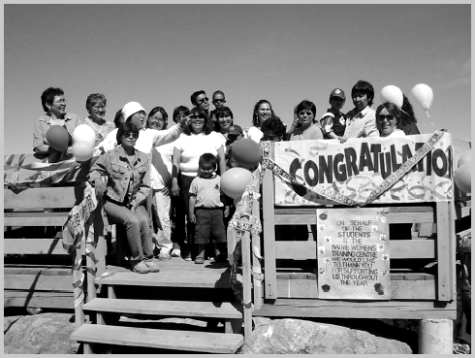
left=144, top=258, right=160, bottom=272
left=184, top=253, right=192, bottom=261
left=131, top=260, right=150, bottom=274
left=170, top=248, right=181, bottom=257
left=194, top=256, right=205, bottom=264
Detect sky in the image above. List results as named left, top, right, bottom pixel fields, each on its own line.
left=4, top=3, right=471, bottom=155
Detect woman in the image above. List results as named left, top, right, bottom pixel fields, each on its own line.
left=146, top=106, right=175, bottom=259
left=247, top=99, right=281, bottom=143
left=287, top=100, right=324, bottom=140
left=80, top=93, right=115, bottom=146
left=375, top=102, right=406, bottom=138
left=171, top=107, right=226, bottom=260
left=33, top=87, right=80, bottom=162
left=215, top=106, right=234, bottom=136
left=89, top=119, right=159, bottom=274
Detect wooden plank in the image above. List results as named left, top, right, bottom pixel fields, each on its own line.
left=5, top=212, right=69, bottom=226
left=241, top=230, right=253, bottom=339
left=5, top=267, right=74, bottom=291
left=97, top=268, right=231, bottom=289
left=262, top=165, right=278, bottom=299
left=275, top=206, right=434, bottom=225
left=4, top=238, right=67, bottom=255
left=83, top=298, right=242, bottom=319
left=253, top=299, right=456, bottom=319
left=276, top=272, right=436, bottom=300
left=4, top=187, right=76, bottom=210
left=274, top=240, right=435, bottom=260
left=435, top=202, right=452, bottom=301
left=71, top=324, right=243, bottom=353
left=4, top=290, right=73, bottom=309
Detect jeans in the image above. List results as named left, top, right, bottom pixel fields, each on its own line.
left=103, top=200, right=153, bottom=261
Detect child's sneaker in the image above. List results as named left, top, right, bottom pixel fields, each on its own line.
left=184, top=253, right=192, bottom=261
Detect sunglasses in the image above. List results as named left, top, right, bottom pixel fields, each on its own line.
left=197, top=97, right=209, bottom=103
left=123, top=131, right=139, bottom=138
left=377, top=115, right=395, bottom=121
left=213, top=98, right=226, bottom=103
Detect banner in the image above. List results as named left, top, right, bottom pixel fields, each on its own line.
left=272, top=133, right=453, bottom=206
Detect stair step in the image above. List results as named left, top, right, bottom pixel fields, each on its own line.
left=84, top=298, right=242, bottom=319
left=97, top=269, right=231, bottom=288
left=71, top=324, right=243, bottom=353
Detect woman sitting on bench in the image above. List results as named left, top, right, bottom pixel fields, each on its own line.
left=88, top=118, right=159, bottom=274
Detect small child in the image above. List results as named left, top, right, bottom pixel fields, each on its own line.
left=320, top=88, right=347, bottom=140
left=189, top=153, right=227, bottom=264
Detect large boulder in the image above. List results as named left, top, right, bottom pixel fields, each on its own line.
left=4, top=313, right=79, bottom=354
left=239, top=318, right=412, bottom=354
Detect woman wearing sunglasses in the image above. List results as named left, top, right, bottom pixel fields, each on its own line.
left=89, top=119, right=159, bottom=274
left=171, top=107, right=226, bottom=260
left=375, top=102, right=406, bottom=138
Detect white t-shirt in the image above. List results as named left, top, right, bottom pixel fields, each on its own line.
left=384, top=128, right=406, bottom=138
left=246, top=126, right=264, bottom=143
left=174, top=131, right=226, bottom=177
left=151, top=140, right=176, bottom=189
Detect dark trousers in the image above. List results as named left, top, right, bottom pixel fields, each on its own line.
left=176, top=174, right=196, bottom=255
left=194, top=208, right=227, bottom=245
left=103, top=200, right=153, bottom=261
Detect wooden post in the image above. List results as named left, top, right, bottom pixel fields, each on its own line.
left=418, top=319, right=453, bottom=354
left=241, top=229, right=253, bottom=340
left=73, top=241, right=85, bottom=327
left=250, top=173, right=263, bottom=310
left=435, top=201, right=454, bottom=301
left=262, top=165, right=277, bottom=299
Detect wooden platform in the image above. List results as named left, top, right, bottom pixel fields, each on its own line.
left=72, top=324, right=243, bottom=353
left=97, top=259, right=232, bottom=289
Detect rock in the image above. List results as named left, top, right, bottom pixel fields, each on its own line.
left=239, top=318, right=412, bottom=354
left=4, top=313, right=79, bottom=354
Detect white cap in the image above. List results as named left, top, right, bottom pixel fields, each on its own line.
left=320, top=112, right=335, bottom=120
left=122, top=101, right=146, bottom=121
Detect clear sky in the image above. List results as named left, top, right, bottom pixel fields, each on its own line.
left=4, top=3, right=471, bottom=154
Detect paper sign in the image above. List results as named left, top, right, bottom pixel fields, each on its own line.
left=316, top=208, right=391, bottom=300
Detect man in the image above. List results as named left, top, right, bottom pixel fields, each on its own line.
left=33, top=87, right=80, bottom=162
left=190, top=90, right=210, bottom=120
left=320, top=88, right=347, bottom=140
left=342, top=80, right=379, bottom=140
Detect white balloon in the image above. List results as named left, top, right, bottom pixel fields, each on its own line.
left=381, top=85, right=403, bottom=108
left=411, top=83, right=434, bottom=110
left=72, top=124, right=96, bottom=147
left=72, top=141, right=94, bottom=162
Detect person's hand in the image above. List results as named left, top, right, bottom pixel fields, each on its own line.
left=189, top=212, right=196, bottom=224
left=224, top=206, right=231, bottom=219
left=171, top=179, right=180, bottom=197
left=289, top=113, right=299, bottom=134
left=92, top=177, right=107, bottom=199
left=338, top=136, right=348, bottom=144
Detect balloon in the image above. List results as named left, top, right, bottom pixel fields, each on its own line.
left=221, top=167, right=253, bottom=200
left=46, top=125, right=70, bottom=152
left=381, top=85, right=403, bottom=108
left=229, top=138, right=262, bottom=171
left=454, top=164, right=471, bottom=193
left=411, top=83, right=434, bottom=111
left=72, top=124, right=96, bottom=147
left=72, top=141, right=94, bottom=162
left=457, top=151, right=471, bottom=168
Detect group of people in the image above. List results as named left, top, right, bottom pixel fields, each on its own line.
left=33, top=80, right=421, bottom=273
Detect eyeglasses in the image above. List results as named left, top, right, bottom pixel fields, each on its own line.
left=213, top=98, right=226, bottom=103
left=377, top=115, right=395, bottom=121
left=123, top=131, right=139, bottom=138
left=197, top=97, right=209, bottom=103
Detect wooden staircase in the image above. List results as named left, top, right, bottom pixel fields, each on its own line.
left=71, top=259, right=244, bottom=353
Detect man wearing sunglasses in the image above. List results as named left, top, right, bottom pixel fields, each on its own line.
left=209, top=90, right=227, bottom=130
left=190, top=90, right=211, bottom=121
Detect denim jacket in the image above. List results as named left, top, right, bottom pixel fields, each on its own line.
left=89, top=145, right=151, bottom=206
